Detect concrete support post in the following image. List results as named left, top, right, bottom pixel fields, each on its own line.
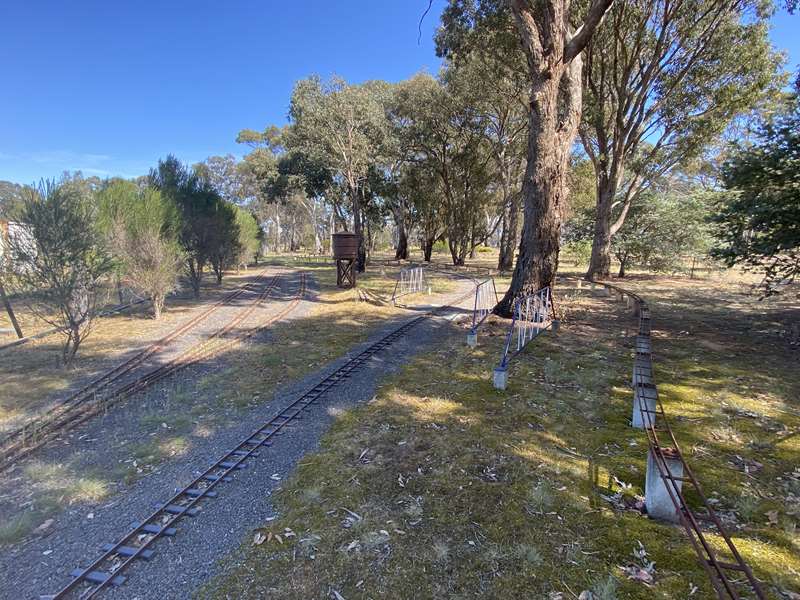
left=467, top=330, right=477, bottom=348
left=493, top=366, right=508, bottom=390
left=645, top=448, right=684, bottom=522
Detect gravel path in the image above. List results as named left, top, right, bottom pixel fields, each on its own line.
left=0, top=273, right=475, bottom=600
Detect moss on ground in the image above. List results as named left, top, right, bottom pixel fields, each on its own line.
left=199, top=278, right=799, bottom=600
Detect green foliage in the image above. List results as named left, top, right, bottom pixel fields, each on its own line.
left=150, top=155, right=234, bottom=296
left=711, top=95, right=800, bottom=295
left=612, top=189, right=713, bottom=277
left=96, top=179, right=184, bottom=318
left=11, top=176, right=114, bottom=363
left=234, top=207, right=260, bottom=266
left=391, top=72, right=497, bottom=265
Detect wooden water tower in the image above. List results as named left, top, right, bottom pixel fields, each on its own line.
left=332, top=232, right=359, bottom=288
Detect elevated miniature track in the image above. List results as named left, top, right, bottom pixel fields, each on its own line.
left=591, top=279, right=765, bottom=600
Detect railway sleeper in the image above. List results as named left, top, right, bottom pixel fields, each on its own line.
left=231, top=450, right=259, bottom=458
left=100, top=544, right=155, bottom=560
left=202, top=474, right=233, bottom=483
left=68, top=569, right=126, bottom=586
left=219, top=461, right=247, bottom=470
left=185, top=488, right=218, bottom=498
left=158, top=504, right=200, bottom=516
left=132, top=521, right=177, bottom=536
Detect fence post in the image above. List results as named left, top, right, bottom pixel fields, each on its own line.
left=493, top=366, right=508, bottom=390
left=645, top=448, right=683, bottom=522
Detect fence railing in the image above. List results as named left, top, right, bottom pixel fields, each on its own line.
left=470, top=278, right=498, bottom=333
left=493, top=287, right=555, bottom=388
left=390, top=266, right=429, bottom=305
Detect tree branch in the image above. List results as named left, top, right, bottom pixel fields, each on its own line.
left=564, top=0, right=615, bottom=63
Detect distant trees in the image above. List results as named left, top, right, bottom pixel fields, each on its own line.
left=150, top=156, right=259, bottom=296
left=287, top=76, right=390, bottom=271
left=0, top=180, right=27, bottom=219
left=97, top=179, right=184, bottom=319
left=711, top=93, right=800, bottom=296
left=11, top=178, right=114, bottom=365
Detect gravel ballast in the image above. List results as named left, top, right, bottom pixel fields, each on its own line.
left=0, top=274, right=475, bottom=600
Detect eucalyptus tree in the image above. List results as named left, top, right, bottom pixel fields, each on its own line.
left=287, top=76, right=390, bottom=271
left=580, top=0, right=781, bottom=279
left=197, top=154, right=258, bottom=207
left=396, top=163, right=444, bottom=262
left=392, top=73, right=497, bottom=266
left=11, top=177, right=114, bottom=364
left=439, top=0, right=614, bottom=315
left=438, top=23, right=529, bottom=270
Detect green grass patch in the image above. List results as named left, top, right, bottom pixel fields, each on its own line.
left=199, top=280, right=799, bottom=599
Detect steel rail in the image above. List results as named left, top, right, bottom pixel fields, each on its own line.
left=591, top=278, right=765, bottom=600
left=0, top=270, right=282, bottom=471
left=43, top=279, right=475, bottom=600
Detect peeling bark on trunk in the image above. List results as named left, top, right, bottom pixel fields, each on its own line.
left=495, top=0, right=612, bottom=316
left=495, top=57, right=583, bottom=316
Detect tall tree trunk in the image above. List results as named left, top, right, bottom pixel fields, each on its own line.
left=393, top=209, right=409, bottom=260
left=189, top=260, right=202, bottom=298
left=586, top=180, right=615, bottom=279
left=152, top=293, right=164, bottom=320
left=116, top=275, right=125, bottom=305
left=498, top=193, right=521, bottom=271
left=0, top=278, right=23, bottom=338
left=495, top=0, right=613, bottom=317
left=422, top=236, right=435, bottom=262
left=352, top=186, right=367, bottom=272
left=495, top=58, right=583, bottom=316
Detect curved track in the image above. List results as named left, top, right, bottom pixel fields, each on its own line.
left=591, top=279, right=764, bottom=600
left=0, top=268, right=300, bottom=472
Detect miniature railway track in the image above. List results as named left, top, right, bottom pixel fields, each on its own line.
left=43, top=282, right=475, bottom=600
left=592, top=279, right=765, bottom=600
left=0, top=269, right=297, bottom=472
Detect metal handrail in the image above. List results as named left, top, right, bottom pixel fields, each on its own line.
left=497, top=287, right=553, bottom=369
left=470, top=278, right=499, bottom=332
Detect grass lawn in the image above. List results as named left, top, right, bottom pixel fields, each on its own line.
left=200, top=275, right=799, bottom=600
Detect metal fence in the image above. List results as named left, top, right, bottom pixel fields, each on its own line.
left=470, top=278, right=498, bottom=332
left=391, top=266, right=429, bottom=304
left=497, top=287, right=554, bottom=370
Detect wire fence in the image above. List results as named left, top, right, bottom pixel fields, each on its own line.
left=391, top=266, right=429, bottom=304
left=470, top=278, right=498, bottom=332
left=497, top=286, right=554, bottom=370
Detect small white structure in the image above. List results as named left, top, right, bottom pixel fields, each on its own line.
left=0, top=220, right=36, bottom=273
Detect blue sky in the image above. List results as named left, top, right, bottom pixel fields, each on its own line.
left=0, top=1, right=797, bottom=185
